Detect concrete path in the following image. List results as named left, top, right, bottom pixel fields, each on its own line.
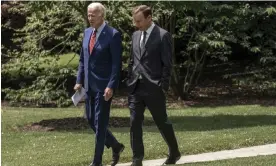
left=114, top=143, right=276, bottom=166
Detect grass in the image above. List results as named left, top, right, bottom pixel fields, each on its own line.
left=43, top=52, right=79, bottom=68
left=58, top=53, right=79, bottom=67
left=1, top=105, right=276, bottom=166
left=4, top=53, right=79, bottom=77
left=34, top=53, right=79, bottom=69
left=183, top=155, right=276, bottom=166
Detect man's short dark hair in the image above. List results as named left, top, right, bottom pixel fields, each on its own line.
left=132, top=5, right=152, bottom=18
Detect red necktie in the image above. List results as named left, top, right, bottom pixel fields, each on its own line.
left=89, top=30, right=97, bottom=54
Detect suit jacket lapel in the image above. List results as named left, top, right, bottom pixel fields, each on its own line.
left=90, top=25, right=108, bottom=55
left=86, top=28, right=93, bottom=55
left=95, top=25, right=107, bottom=49
left=136, top=31, right=142, bottom=60
left=140, top=26, right=157, bottom=59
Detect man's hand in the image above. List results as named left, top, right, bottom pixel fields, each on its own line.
left=74, top=84, right=82, bottom=91
left=103, top=87, right=113, bottom=101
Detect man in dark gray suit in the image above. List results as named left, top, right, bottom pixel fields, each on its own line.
left=126, top=5, right=181, bottom=166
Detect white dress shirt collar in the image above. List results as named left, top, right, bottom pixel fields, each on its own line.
left=144, top=22, right=155, bottom=35
left=94, top=21, right=106, bottom=34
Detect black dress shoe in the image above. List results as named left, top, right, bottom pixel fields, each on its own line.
left=162, top=151, right=181, bottom=165
left=110, top=143, right=125, bottom=166
left=130, top=159, right=143, bottom=166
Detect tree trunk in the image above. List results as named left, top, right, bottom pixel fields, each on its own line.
left=169, top=11, right=182, bottom=98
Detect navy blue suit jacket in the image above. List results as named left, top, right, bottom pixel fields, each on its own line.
left=76, top=25, right=122, bottom=94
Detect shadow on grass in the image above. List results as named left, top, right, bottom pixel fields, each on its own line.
left=184, top=96, right=276, bottom=108
left=50, top=161, right=89, bottom=166
left=22, top=115, right=276, bottom=133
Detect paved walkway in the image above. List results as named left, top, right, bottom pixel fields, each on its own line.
left=114, top=143, right=276, bottom=166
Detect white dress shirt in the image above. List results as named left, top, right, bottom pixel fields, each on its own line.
left=140, top=22, right=155, bottom=48
left=92, top=21, right=106, bottom=42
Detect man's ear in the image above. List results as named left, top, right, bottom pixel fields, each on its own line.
left=147, top=15, right=152, bottom=21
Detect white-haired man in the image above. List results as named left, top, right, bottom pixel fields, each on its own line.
left=74, top=2, right=124, bottom=166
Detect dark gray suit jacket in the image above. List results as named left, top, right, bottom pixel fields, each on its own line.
left=127, top=25, right=172, bottom=93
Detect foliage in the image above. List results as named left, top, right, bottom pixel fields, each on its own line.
left=152, top=2, right=276, bottom=99
left=2, top=1, right=276, bottom=106
left=223, top=2, right=276, bottom=96
left=153, top=2, right=235, bottom=99
left=1, top=1, right=136, bottom=106
left=1, top=1, right=27, bottom=63
left=2, top=1, right=84, bottom=107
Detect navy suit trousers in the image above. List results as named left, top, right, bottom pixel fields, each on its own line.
left=85, top=90, right=119, bottom=164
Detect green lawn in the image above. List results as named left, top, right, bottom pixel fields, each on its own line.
left=5, top=53, right=79, bottom=77
left=2, top=105, right=276, bottom=166
left=45, top=52, right=79, bottom=68
left=183, top=155, right=276, bottom=166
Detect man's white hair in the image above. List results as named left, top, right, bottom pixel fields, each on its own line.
left=87, top=2, right=106, bottom=18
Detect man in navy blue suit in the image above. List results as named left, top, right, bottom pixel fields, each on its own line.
left=74, top=2, right=124, bottom=166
